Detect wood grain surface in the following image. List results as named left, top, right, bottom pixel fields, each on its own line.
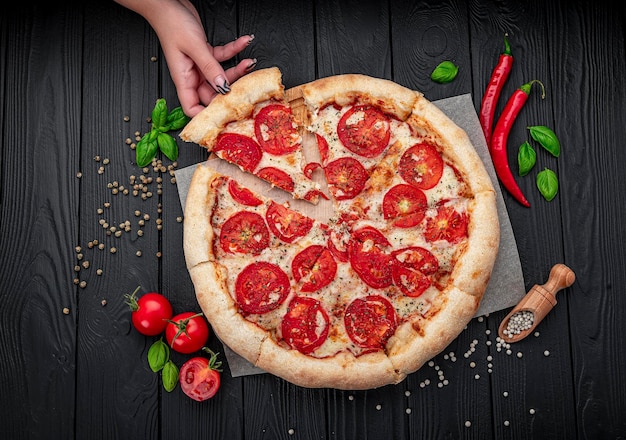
left=1, top=0, right=625, bottom=439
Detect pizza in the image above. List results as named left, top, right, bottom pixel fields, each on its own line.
left=181, top=67, right=500, bottom=390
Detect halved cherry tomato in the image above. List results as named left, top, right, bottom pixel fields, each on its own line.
left=124, top=286, right=173, bottom=336
left=324, top=157, right=368, bottom=200
left=228, top=179, right=263, bottom=206
left=424, top=205, right=469, bottom=243
left=254, top=104, right=300, bottom=155
left=214, top=133, right=262, bottom=173
left=281, top=296, right=330, bottom=354
left=292, top=245, right=337, bottom=292
left=382, top=184, right=428, bottom=228
left=165, top=312, right=210, bottom=354
left=337, top=105, right=390, bottom=158
left=235, top=262, right=291, bottom=314
left=344, top=295, right=398, bottom=349
left=256, top=166, right=295, bottom=193
left=265, top=201, right=313, bottom=243
left=398, top=143, right=444, bottom=190
left=179, top=348, right=222, bottom=401
left=220, top=211, right=270, bottom=255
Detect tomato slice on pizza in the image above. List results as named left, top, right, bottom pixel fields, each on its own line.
left=344, top=295, right=398, bottom=349
left=281, top=296, right=330, bottom=354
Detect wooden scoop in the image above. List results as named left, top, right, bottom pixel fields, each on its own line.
left=498, top=263, right=576, bottom=343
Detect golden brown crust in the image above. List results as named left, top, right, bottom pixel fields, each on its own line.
left=299, top=73, right=420, bottom=120
left=180, top=67, right=284, bottom=148
left=183, top=164, right=219, bottom=269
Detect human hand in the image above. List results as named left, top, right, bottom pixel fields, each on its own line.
left=115, top=0, right=256, bottom=117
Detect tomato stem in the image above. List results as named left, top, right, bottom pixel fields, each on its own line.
left=123, top=285, right=142, bottom=311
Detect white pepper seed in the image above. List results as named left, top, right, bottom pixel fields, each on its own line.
left=465, top=421, right=471, bottom=428
left=504, top=310, right=534, bottom=338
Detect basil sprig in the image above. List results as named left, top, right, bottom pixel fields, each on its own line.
left=147, top=338, right=180, bottom=392
left=136, top=98, right=190, bottom=167
left=431, top=61, right=459, bottom=84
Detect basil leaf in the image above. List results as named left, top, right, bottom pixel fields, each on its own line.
left=166, top=107, right=191, bottom=131
left=151, top=98, right=169, bottom=130
left=157, top=133, right=179, bottom=161
left=147, top=339, right=169, bottom=373
left=162, top=360, right=179, bottom=392
left=518, top=141, right=536, bottom=177
left=136, top=131, right=159, bottom=167
left=536, top=168, right=558, bottom=201
left=431, top=61, right=459, bottom=84
left=528, top=125, right=560, bottom=157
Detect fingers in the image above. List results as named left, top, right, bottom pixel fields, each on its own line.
left=225, top=58, right=258, bottom=85
left=213, top=35, right=255, bottom=63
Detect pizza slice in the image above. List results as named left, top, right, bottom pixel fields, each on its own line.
left=180, top=67, right=325, bottom=203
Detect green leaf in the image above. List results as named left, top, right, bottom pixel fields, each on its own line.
left=528, top=125, right=560, bottom=157
left=431, top=61, right=459, bottom=84
left=536, top=168, right=558, bottom=201
left=518, top=141, right=537, bottom=177
left=147, top=339, right=169, bottom=373
left=162, top=360, right=179, bottom=392
left=136, top=131, right=159, bottom=167
left=157, top=133, right=179, bottom=161
left=166, top=107, right=191, bottom=131
left=152, top=98, right=169, bottom=129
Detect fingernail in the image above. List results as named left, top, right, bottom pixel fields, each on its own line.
left=215, top=75, right=230, bottom=94
left=245, top=58, right=257, bottom=72
left=247, top=34, right=255, bottom=45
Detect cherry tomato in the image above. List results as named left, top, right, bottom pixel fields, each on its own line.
left=228, top=179, right=263, bottom=206
left=324, top=157, right=368, bottom=200
left=337, top=105, right=390, bottom=158
left=256, top=166, right=295, bottom=193
left=179, top=348, right=222, bottom=401
left=214, top=132, right=262, bottom=173
left=254, top=104, right=300, bottom=155
left=235, top=262, right=290, bottom=315
left=265, top=201, right=313, bottom=243
left=424, top=205, right=469, bottom=244
left=165, top=312, right=210, bottom=354
left=124, top=286, right=173, bottom=336
left=398, top=143, right=444, bottom=190
left=344, top=295, right=398, bottom=349
left=220, top=211, right=270, bottom=255
left=382, top=184, right=428, bottom=228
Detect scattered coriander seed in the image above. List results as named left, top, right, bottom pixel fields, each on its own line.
left=93, top=239, right=99, bottom=245
left=104, top=202, right=111, bottom=208
left=134, top=210, right=141, bottom=217
left=101, top=299, right=107, bottom=306
left=88, top=241, right=94, bottom=249
left=79, top=281, right=87, bottom=288
left=73, top=278, right=80, bottom=285
left=98, top=243, right=105, bottom=250
left=115, top=231, right=122, bottom=238
left=77, top=253, right=83, bottom=260
left=97, top=208, right=104, bottom=215
left=81, top=261, right=90, bottom=269
left=103, top=158, right=110, bottom=165
left=136, top=251, right=142, bottom=257
left=74, top=265, right=81, bottom=272
left=110, top=247, right=117, bottom=254
left=98, top=167, right=104, bottom=174
left=177, top=216, right=183, bottom=223
left=123, top=115, right=130, bottom=122
left=125, top=138, right=132, bottom=145
left=137, top=230, right=144, bottom=237
left=96, top=269, right=103, bottom=276
left=156, top=251, right=162, bottom=258
left=63, top=307, right=70, bottom=315
left=76, top=171, right=82, bottom=178
left=150, top=55, right=157, bottom=62
left=94, top=155, right=101, bottom=161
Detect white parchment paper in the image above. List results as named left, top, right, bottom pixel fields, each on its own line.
left=175, top=93, right=526, bottom=377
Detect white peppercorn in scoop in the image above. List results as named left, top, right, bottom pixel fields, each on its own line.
left=498, top=264, right=576, bottom=343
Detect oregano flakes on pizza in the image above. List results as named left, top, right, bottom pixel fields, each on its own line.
left=181, top=67, right=500, bottom=390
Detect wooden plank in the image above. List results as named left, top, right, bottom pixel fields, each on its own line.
left=0, top=5, right=82, bottom=438
left=74, top=3, right=162, bottom=438
left=545, top=1, right=626, bottom=437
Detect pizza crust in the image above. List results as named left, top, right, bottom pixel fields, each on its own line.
left=300, top=73, right=420, bottom=121
left=180, top=67, right=285, bottom=148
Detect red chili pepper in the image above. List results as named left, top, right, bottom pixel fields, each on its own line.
left=479, top=34, right=513, bottom=151
left=491, top=80, right=545, bottom=208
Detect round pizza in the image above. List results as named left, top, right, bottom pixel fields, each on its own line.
left=180, top=67, right=500, bottom=390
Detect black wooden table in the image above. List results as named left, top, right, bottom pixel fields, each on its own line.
left=2, top=1, right=625, bottom=439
